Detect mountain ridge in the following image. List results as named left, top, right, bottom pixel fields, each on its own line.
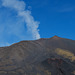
left=10, top=36, right=75, bottom=47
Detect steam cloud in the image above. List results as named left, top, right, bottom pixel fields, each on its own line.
left=1, top=0, right=40, bottom=39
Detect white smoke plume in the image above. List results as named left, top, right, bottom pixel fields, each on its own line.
left=1, top=0, right=40, bottom=39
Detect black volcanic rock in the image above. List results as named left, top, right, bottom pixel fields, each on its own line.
left=0, top=36, right=75, bottom=75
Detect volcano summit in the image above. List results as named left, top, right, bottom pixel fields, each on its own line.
left=0, top=36, right=75, bottom=75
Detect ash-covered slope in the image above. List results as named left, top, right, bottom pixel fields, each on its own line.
left=0, top=36, right=75, bottom=75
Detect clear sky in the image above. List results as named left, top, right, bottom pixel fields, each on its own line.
left=0, top=0, right=75, bottom=46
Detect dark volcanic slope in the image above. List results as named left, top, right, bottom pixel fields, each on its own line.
left=0, top=36, right=75, bottom=75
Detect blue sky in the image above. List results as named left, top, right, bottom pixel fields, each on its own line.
left=26, top=0, right=75, bottom=39
left=0, top=0, right=75, bottom=46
